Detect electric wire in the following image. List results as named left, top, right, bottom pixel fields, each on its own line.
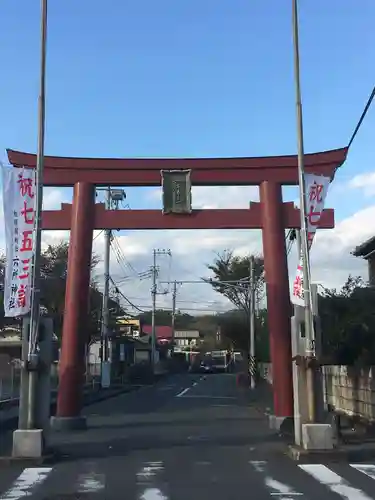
left=347, top=85, right=375, bottom=150
left=109, top=276, right=146, bottom=313
left=114, top=304, right=231, bottom=313
left=111, top=235, right=139, bottom=276
left=93, top=230, right=104, bottom=241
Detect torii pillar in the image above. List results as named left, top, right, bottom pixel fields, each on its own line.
left=261, top=181, right=293, bottom=424
left=51, top=182, right=96, bottom=430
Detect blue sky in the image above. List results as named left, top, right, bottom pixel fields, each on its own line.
left=0, top=0, right=374, bottom=311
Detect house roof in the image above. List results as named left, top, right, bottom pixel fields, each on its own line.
left=142, top=325, right=173, bottom=339
left=352, top=236, right=375, bottom=259
left=117, top=317, right=140, bottom=327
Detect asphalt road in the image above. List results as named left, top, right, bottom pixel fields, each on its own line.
left=0, top=372, right=375, bottom=499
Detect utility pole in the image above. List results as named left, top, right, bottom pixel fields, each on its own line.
left=100, top=188, right=126, bottom=388
left=171, top=280, right=177, bottom=351
left=151, top=249, right=157, bottom=370
left=249, top=256, right=256, bottom=389
left=101, top=187, right=111, bottom=388
left=292, top=0, right=316, bottom=423
left=151, top=249, right=171, bottom=371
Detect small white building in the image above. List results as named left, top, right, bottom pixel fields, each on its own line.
left=174, top=330, right=200, bottom=348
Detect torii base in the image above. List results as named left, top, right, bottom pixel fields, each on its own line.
left=50, top=415, right=87, bottom=432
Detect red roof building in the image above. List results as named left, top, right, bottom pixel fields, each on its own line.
left=142, top=325, right=173, bottom=343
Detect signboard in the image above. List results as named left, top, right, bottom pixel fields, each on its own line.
left=291, top=174, right=330, bottom=306
left=1, top=165, right=36, bottom=317
left=174, top=330, right=200, bottom=338
left=161, top=169, right=192, bottom=214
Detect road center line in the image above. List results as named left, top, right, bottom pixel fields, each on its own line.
left=77, top=471, right=105, bottom=493
left=176, top=387, right=190, bottom=398
left=179, top=395, right=236, bottom=399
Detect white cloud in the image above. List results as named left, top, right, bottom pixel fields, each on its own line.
left=348, top=172, right=375, bottom=197
left=43, top=187, right=73, bottom=210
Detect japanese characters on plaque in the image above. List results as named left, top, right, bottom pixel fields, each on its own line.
left=1, top=165, right=36, bottom=317
left=291, top=174, right=330, bottom=307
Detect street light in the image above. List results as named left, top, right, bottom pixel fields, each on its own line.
left=110, top=189, right=126, bottom=202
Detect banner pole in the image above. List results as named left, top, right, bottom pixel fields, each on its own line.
left=26, top=0, right=48, bottom=430
left=292, top=0, right=316, bottom=422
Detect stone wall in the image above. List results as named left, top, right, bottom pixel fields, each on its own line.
left=259, top=363, right=375, bottom=422
left=324, top=365, right=375, bottom=422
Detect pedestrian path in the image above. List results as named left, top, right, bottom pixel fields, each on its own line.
left=1, top=457, right=375, bottom=499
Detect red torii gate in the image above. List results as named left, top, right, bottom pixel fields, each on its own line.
left=7, top=147, right=347, bottom=430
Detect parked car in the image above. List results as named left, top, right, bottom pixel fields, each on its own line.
left=198, top=358, right=214, bottom=373
left=189, top=355, right=213, bottom=374
left=210, top=355, right=228, bottom=372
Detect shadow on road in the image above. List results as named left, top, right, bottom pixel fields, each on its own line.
left=52, top=431, right=284, bottom=462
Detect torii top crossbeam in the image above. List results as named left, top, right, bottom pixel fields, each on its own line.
left=7, top=147, right=348, bottom=187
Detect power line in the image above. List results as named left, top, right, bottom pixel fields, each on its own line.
left=347, top=86, right=375, bottom=150
left=109, top=276, right=146, bottom=313
left=111, top=235, right=139, bottom=276
left=158, top=278, right=250, bottom=285
left=110, top=238, right=132, bottom=278
left=120, top=304, right=231, bottom=313
left=124, top=295, right=224, bottom=305
left=93, top=230, right=104, bottom=241
left=109, top=237, right=151, bottom=283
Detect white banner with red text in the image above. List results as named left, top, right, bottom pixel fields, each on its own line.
left=1, top=164, right=36, bottom=317
left=291, top=173, right=331, bottom=307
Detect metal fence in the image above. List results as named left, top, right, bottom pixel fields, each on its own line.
left=0, top=363, right=21, bottom=401
left=0, top=360, right=101, bottom=403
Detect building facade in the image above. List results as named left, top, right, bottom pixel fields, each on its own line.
left=352, top=236, right=375, bottom=285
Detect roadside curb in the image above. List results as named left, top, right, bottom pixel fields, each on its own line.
left=0, top=385, right=138, bottom=434
left=0, top=453, right=56, bottom=467
left=0, top=372, right=171, bottom=434
left=286, top=443, right=375, bottom=462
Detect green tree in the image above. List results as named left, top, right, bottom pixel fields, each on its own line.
left=206, top=251, right=265, bottom=314
left=0, top=242, right=126, bottom=343
left=217, top=308, right=270, bottom=360
left=138, top=309, right=195, bottom=329
left=87, top=283, right=125, bottom=344
left=255, top=308, right=270, bottom=362
left=39, top=242, right=101, bottom=339
left=319, top=275, right=375, bottom=365
left=218, top=309, right=248, bottom=351
left=189, top=314, right=219, bottom=338
left=206, top=251, right=265, bottom=353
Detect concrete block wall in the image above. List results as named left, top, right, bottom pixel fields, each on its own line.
left=324, top=365, right=375, bottom=422
left=259, top=362, right=375, bottom=423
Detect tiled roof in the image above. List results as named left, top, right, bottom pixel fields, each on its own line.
left=352, top=236, right=375, bottom=258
